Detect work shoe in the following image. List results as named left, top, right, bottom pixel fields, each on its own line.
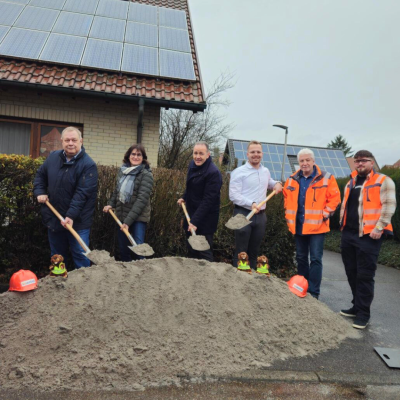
left=353, top=319, right=369, bottom=329
left=340, top=307, right=356, bottom=317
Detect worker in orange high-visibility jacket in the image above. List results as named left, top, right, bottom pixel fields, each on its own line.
left=283, top=148, right=341, bottom=299
left=339, top=150, right=396, bottom=330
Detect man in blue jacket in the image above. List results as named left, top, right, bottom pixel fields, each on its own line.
left=33, top=127, right=98, bottom=269
left=177, top=142, right=222, bottom=262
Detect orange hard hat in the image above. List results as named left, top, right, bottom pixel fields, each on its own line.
left=287, top=275, right=308, bottom=298
left=9, top=270, right=38, bottom=292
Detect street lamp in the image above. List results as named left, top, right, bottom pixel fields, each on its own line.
left=273, top=125, right=288, bottom=182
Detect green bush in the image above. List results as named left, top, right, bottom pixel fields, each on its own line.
left=324, top=231, right=400, bottom=269
left=380, top=167, right=400, bottom=242
left=0, top=155, right=296, bottom=283
left=0, top=155, right=48, bottom=282
left=329, top=177, right=348, bottom=230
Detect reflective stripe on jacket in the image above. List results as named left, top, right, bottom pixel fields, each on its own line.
left=283, top=165, right=341, bottom=235
left=340, top=170, right=393, bottom=235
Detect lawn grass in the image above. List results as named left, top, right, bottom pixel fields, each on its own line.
left=324, top=230, right=400, bottom=270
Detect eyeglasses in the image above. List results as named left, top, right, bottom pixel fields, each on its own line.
left=354, top=159, right=372, bottom=164
left=130, top=153, right=143, bottom=158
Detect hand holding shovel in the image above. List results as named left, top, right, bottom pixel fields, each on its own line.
left=225, top=190, right=277, bottom=230
left=180, top=202, right=210, bottom=251
left=106, top=208, right=154, bottom=257
left=45, top=200, right=91, bottom=256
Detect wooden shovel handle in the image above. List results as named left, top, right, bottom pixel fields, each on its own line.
left=181, top=202, right=196, bottom=236
left=45, top=200, right=90, bottom=253
left=246, top=190, right=277, bottom=220
left=181, top=202, right=190, bottom=224
left=108, top=209, right=136, bottom=246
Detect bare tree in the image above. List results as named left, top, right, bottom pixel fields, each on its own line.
left=158, top=73, right=235, bottom=170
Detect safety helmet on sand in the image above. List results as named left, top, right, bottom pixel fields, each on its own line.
left=9, top=270, right=38, bottom=292
left=287, top=275, right=308, bottom=298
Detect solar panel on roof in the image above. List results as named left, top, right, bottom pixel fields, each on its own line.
left=53, top=12, right=93, bottom=37
left=229, top=140, right=351, bottom=179
left=30, top=0, right=66, bottom=10
left=233, top=141, right=243, bottom=151
left=0, top=25, right=9, bottom=42
left=159, top=49, right=195, bottom=80
left=39, top=33, right=86, bottom=64
left=125, top=21, right=158, bottom=47
left=0, top=27, right=48, bottom=58
left=121, top=44, right=158, bottom=76
left=128, top=2, right=157, bottom=25
left=81, top=38, right=122, bottom=71
left=3, top=0, right=28, bottom=4
left=159, top=7, right=187, bottom=30
left=330, top=158, right=340, bottom=167
left=96, top=0, right=128, bottom=20
left=14, top=6, right=59, bottom=31
left=89, top=16, right=125, bottom=42
left=0, top=1, right=24, bottom=26
left=159, top=26, right=191, bottom=53
left=0, top=0, right=197, bottom=81
left=63, top=0, right=99, bottom=15
left=319, top=149, right=328, bottom=158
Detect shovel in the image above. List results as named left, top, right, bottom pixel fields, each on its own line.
left=45, top=200, right=91, bottom=256
left=181, top=202, right=210, bottom=251
left=108, top=209, right=154, bottom=257
left=225, top=190, right=277, bottom=230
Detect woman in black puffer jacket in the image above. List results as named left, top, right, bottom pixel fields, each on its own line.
left=103, top=144, right=154, bottom=261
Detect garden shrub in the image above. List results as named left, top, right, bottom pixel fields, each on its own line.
left=329, top=177, right=349, bottom=230
left=0, top=155, right=48, bottom=281
left=380, top=167, right=400, bottom=242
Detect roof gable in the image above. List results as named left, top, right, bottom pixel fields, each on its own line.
left=0, top=0, right=205, bottom=110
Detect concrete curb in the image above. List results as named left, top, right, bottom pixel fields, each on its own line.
left=198, top=370, right=400, bottom=386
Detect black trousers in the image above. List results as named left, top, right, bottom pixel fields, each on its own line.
left=186, top=232, right=214, bottom=262
left=341, top=228, right=383, bottom=321
left=232, top=206, right=267, bottom=270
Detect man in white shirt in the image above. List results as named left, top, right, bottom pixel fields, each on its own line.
left=229, top=141, right=283, bottom=270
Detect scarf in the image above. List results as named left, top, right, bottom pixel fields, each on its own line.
left=117, top=164, right=144, bottom=204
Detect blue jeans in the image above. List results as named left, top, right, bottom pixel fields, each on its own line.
left=118, top=221, right=147, bottom=261
left=48, top=228, right=91, bottom=269
left=295, top=233, right=325, bottom=298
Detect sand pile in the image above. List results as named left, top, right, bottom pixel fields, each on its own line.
left=0, top=251, right=359, bottom=391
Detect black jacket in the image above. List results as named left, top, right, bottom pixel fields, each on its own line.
left=33, top=148, right=98, bottom=232
left=183, top=157, right=222, bottom=235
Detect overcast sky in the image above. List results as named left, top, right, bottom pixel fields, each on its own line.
left=188, top=0, right=400, bottom=166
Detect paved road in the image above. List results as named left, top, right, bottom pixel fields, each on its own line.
left=1, top=251, right=399, bottom=399
left=266, top=250, right=400, bottom=381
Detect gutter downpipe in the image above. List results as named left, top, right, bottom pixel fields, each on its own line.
left=137, top=98, right=145, bottom=143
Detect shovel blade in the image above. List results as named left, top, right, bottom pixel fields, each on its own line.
left=128, top=243, right=155, bottom=257
left=188, top=235, right=210, bottom=251
left=225, top=214, right=252, bottom=230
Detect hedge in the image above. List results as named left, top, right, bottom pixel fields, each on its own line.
left=0, top=155, right=296, bottom=283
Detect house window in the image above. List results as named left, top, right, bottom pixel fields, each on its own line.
left=0, top=121, right=31, bottom=156
left=0, top=117, right=83, bottom=158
